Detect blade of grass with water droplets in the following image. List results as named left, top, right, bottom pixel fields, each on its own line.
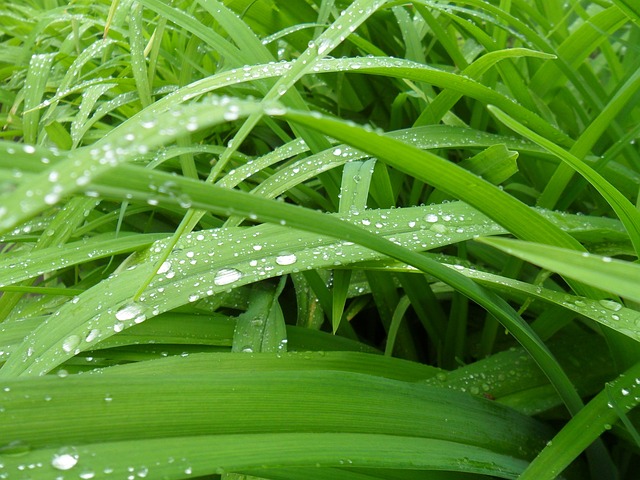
left=0, top=232, right=166, bottom=288
left=22, top=53, right=54, bottom=144
left=519, top=360, right=640, bottom=480
left=0, top=97, right=262, bottom=233
left=211, top=0, right=388, bottom=180
left=477, top=236, right=640, bottom=303
left=79, top=166, right=591, bottom=418
left=488, top=105, right=640, bottom=258
left=0, top=195, right=509, bottom=376
left=280, top=108, right=607, bottom=302
left=0, top=370, right=552, bottom=475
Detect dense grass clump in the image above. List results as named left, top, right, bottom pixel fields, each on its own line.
left=1, top=0, right=639, bottom=479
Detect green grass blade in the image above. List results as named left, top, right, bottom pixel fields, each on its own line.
left=611, top=0, right=640, bottom=24
left=519, top=361, right=640, bottom=480
left=71, top=166, right=591, bottom=417
left=0, top=434, right=531, bottom=479
left=539, top=68, right=640, bottom=209
left=488, top=105, right=640, bottom=258
left=22, top=53, right=54, bottom=144
left=476, top=236, right=640, bottom=304
left=0, top=233, right=165, bottom=287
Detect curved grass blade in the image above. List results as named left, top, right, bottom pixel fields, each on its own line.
left=0, top=97, right=262, bottom=233
left=3, top=163, right=587, bottom=422
left=476, top=236, right=640, bottom=304
left=0, top=369, right=553, bottom=458
left=281, top=108, right=608, bottom=302
left=0, top=434, right=531, bottom=479
left=538, top=68, right=640, bottom=209
left=519, top=360, right=640, bottom=480
left=0, top=233, right=165, bottom=288
left=488, top=105, right=640, bottom=258
left=0, top=199, right=508, bottom=375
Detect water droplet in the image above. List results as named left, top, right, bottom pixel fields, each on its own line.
left=115, top=303, right=144, bottom=321
left=157, top=261, right=171, bottom=274
left=51, top=449, right=79, bottom=471
left=317, top=39, right=331, bottom=55
left=599, top=299, right=622, bottom=311
left=264, top=103, right=286, bottom=116
left=44, top=193, right=60, bottom=205
left=62, top=335, right=81, bottom=353
left=275, top=254, right=297, bottom=266
left=425, top=214, right=438, bottom=223
left=85, top=329, right=100, bottom=343
left=213, top=268, right=242, bottom=286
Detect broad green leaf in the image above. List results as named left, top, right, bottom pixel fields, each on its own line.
left=0, top=370, right=552, bottom=476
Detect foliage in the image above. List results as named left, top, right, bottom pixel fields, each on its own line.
left=0, top=0, right=639, bottom=479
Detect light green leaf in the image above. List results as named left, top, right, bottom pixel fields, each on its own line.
left=477, top=236, right=640, bottom=304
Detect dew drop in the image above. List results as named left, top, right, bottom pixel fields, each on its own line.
left=51, top=449, right=79, bottom=471
left=44, top=193, right=60, bottom=205
left=264, top=104, right=286, bottom=116
left=275, top=254, right=297, bottom=266
left=317, top=39, right=331, bottom=55
left=599, top=299, right=622, bottom=312
left=425, top=214, right=438, bottom=223
left=85, top=329, right=100, bottom=343
left=62, top=335, right=81, bottom=353
left=214, top=268, right=242, bottom=286
left=157, top=261, right=171, bottom=274
left=115, top=303, right=144, bottom=321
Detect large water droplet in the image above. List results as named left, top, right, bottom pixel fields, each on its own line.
left=275, top=254, right=297, bottom=266
left=62, top=335, right=81, bottom=353
left=425, top=214, right=438, bottom=223
left=115, top=303, right=144, bottom=321
left=157, top=261, right=171, bottom=274
left=214, top=268, right=242, bottom=286
left=51, top=449, right=79, bottom=471
left=599, top=299, right=622, bottom=312
left=85, top=329, right=100, bottom=343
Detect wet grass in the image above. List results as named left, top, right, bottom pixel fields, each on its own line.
left=0, top=0, right=639, bottom=479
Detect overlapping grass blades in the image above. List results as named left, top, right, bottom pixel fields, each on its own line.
left=0, top=0, right=639, bottom=479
